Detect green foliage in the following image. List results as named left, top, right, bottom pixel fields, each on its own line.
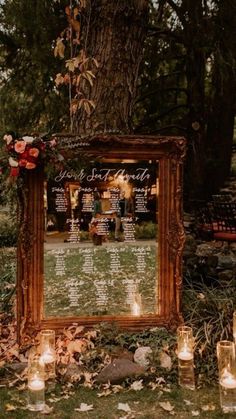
left=0, top=0, right=70, bottom=134
left=0, top=248, right=16, bottom=312
left=183, top=277, right=236, bottom=384
left=135, top=221, right=156, bottom=240
left=0, top=211, right=17, bottom=247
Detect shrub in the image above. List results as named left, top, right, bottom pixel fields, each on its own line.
left=0, top=211, right=17, bottom=247
left=0, top=248, right=16, bottom=312
left=135, top=221, right=157, bottom=239
left=182, top=277, right=235, bottom=384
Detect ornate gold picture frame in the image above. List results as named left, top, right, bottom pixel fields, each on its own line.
left=17, top=135, right=186, bottom=343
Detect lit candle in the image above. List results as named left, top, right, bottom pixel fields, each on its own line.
left=220, top=370, right=236, bottom=389
left=40, top=349, right=55, bottom=364
left=28, top=376, right=45, bottom=391
left=39, top=330, right=56, bottom=379
left=132, top=301, right=141, bottom=316
left=178, top=343, right=193, bottom=361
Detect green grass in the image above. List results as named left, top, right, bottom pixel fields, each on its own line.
left=0, top=383, right=235, bottom=418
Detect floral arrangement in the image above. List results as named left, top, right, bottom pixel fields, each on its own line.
left=2, top=133, right=57, bottom=177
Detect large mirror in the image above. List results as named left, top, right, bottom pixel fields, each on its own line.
left=17, top=135, right=186, bottom=342
left=44, top=159, right=158, bottom=318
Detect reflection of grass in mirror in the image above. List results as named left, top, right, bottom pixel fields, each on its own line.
left=44, top=242, right=157, bottom=318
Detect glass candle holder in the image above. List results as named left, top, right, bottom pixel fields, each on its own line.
left=233, top=312, right=236, bottom=343
left=39, top=329, right=56, bottom=379
left=131, top=293, right=142, bottom=316
left=27, top=355, right=45, bottom=411
left=177, top=325, right=195, bottom=390
left=217, top=340, right=236, bottom=413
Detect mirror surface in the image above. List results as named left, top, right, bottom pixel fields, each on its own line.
left=43, top=159, right=159, bottom=317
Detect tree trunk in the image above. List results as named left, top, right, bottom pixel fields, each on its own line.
left=74, top=0, right=149, bottom=135
left=205, top=62, right=236, bottom=194
left=185, top=45, right=206, bottom=200
left=205, top=0, right=236, bottom=195
left=182, top=2, right=207, bottom=200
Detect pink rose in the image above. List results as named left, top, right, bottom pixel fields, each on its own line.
left=28, top=148, right=39, bottom=158
left=14, top=140, right=26, bottom=153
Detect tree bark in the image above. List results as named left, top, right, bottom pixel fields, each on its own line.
left=205, top=59, right=236, bottom=194
left=74, top=0, right=149, bottom=135
left=182, top=1, right=207, bottom=200
left=205, top=0, right=236, bottom=194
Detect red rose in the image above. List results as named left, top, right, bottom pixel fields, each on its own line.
left=19, top=150, right=29, bottom=159
left=27, top=155, right=37, bottom=164
left=18, top=159, right=28, bottom=167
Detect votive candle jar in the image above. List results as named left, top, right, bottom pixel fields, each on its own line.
left=177, top=325, right=195, bottom=390
left=217, top=340, right=236, bottom=413
left=233, top=311, right=236, bottom=343
left=28, top=355, right=45, bottom=411
left=39, top=329, right=56, bottom=379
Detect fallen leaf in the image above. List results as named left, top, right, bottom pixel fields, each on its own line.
left=159, top=401, right=174, bottom=412
left=41, top=404, right=54, bottom=414
left=156, top=377, right=166, bottom=384
left=130, top=380, right=143, bottom=391
left=68, top=339, right=86, bottom=354
left=117, top=403, right=131, bottom=413
left=112, top=385, right=124, bottom=394
left=97, top=389, right=112, bottom=397
left=74, top=326, right=84, bottom=336
left=163, top=387, right=171, bottom=393
left=85, top=330, right=97, bottom=339
left=17, top=383, right=26, bottom=391
left=5, top=404, right=17, bottom=411
left=192, top=411, right=200, bottom=416
left=184, top=399, right=194, bottom=406
left=201, top=403, right=216, bottom=411
left=75, top=403, right=93, bottom=412
left=63, top=329, right=73, bottom=340
left=48, top=397, right=61, bottom=403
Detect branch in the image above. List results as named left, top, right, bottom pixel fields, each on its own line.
left=136, top=87, right=188, bottom=103
left=147, top=25, right=183, bottom=43
left=135, top=124, right=188, bottom=134
left=166, top=0, right=187, bottom=26
left=135, top=104, right=189, bottom=130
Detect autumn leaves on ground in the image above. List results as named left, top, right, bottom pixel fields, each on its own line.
left=1, top=244, right=236, bottom=419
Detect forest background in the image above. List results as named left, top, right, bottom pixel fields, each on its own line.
left=0, top=0, right=236, bottom=202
